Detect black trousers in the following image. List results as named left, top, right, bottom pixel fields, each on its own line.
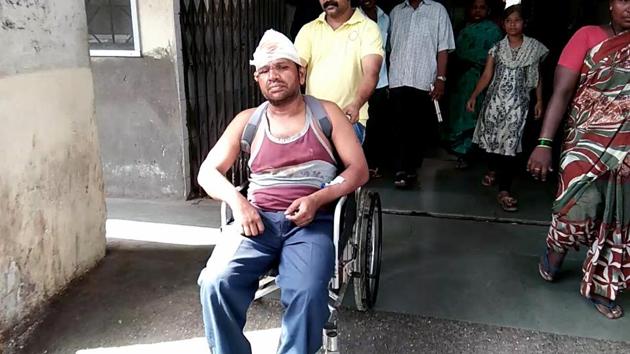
left=364, top=87, right=390, bottom=169
left=487, top=153, right=518, bottom=192
left=390, top=86, right=438, bottom=174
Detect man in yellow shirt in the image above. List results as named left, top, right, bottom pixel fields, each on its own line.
left=294, top=0, right=384, bottom=143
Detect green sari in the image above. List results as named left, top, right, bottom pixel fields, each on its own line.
left=446, top=20, right=502, bottom=155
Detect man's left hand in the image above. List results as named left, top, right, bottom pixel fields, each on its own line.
left=342, top=102, right=361, bottom=124
left=285, top=196, right=320, bottom=227
left=430, top=80, right=445, bottom=101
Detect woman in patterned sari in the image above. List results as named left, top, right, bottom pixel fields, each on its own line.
left=445, top=0, right=503, bottom=168
left=529, top=0, right=630, bottom=319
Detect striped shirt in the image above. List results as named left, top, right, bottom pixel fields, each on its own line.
left=247, top=106, right=337, bottom=211
left=389, top=0, right=455, bottom=91
left=359, top=6, right=390, bottom=89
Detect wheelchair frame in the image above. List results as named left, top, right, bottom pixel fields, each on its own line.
left=219, top=186, right=383, bottom=354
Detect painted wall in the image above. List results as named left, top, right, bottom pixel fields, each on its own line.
left=92, top=0, right=189, bottom=199
left=0, top=0, right=106, bottom=351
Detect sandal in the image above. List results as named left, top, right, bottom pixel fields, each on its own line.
left=394, top=172, right=408, bottom=188
left=588, top=296, right=624, bottom=320
left=455, top=157, right=469, bottom=169
left=538, top=248, right=561, bottom=282
left=394, top=172, right=416, bottom=189
left=369, top=168, right=382, bottom=179
left=497, top=192, right=518, bottom=212
left=481, top=172, right=496, bottom=187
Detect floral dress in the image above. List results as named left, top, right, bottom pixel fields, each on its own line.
left=472, top=36, right=548, bottom=156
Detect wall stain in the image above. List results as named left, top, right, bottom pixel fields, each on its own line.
left=1, top=138, right=106, bottom=349
left=1, top=18, right=16, bottom=29
left=91, top=57, right=184, bottom=198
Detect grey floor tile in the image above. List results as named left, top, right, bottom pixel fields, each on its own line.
left=368, top=158, right=557, bottom=223
left=375, top=214, right=630, bottom=342
left=107, top=197, right=221, bottom=228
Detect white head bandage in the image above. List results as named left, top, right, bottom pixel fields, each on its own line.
left=250, top=29, right=302, bottom=71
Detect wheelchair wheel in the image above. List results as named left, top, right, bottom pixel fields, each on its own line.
left=353, top=189, right=383, bottom=311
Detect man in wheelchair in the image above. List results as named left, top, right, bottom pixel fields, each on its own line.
left=196, top=29, right=369, bottom=354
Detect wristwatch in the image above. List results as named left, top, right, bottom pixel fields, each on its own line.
left=436, top=75, right=447, bottom=82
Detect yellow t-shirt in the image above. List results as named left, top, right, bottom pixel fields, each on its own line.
left=294, top=10, right=384, bottom=126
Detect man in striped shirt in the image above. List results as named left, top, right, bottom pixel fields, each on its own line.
left=389, top=0, right=455, bottom=188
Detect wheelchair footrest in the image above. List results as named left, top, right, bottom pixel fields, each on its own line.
left=323, top=323, right=339, bottom=354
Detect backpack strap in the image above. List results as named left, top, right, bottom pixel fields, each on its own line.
left=240, top=101, right=269, bottom=154
left=304, top=95, right=340, bottom=164
left=304, top=95, right=332, bottom=140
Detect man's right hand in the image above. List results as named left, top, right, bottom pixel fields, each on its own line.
left=232, top=197, right=265, bottom=236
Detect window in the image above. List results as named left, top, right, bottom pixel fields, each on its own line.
left=86, top=0, right=140, bottom=57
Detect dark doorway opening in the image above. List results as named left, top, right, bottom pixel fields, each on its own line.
left=180, top=0, right=288, bottom=198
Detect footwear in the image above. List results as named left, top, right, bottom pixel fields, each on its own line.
left=394, top=172, right=416, bottom=189
left=497, top=191, right=518, bottom=212
left=481, top=171, right=496, bottom=187
left=455, top=157, right=469, bottom=169
left=369, top=167, right=382, bottom=179
left=394, top=172, right=408, bottom=188
left=588, top=296, right=624, bottom=319
left=538, top=248, right=561, bottom=282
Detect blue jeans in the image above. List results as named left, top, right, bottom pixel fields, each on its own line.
left=198, top=211, right=334, bottom=354
left=353, top=122, right=366, bottom=145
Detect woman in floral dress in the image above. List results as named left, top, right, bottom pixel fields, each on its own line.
left=466, top=5, right=548, bottom=211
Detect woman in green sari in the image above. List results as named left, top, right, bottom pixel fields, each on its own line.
left=530, top=0, right=630, bottom=319
left=446, top=0, right=502, bottom=168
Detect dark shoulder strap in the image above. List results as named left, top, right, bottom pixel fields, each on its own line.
left=304, top=95, right=341, bottom=164
left=241, top=96, right=332, bottom=153
left=304, top=95, right=332, bottom=140
left=240, top=101, right=269, bottom=154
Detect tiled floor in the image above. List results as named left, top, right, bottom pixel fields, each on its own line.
left=19, top=158, right=630, bottom=353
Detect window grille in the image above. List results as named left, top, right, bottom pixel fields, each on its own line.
left=86, top=0, right=140, bottom=57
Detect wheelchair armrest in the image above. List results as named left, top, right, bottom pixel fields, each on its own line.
left=332, top=194, right=348, bottom=252
left=220, top=182, right=249, bottom=227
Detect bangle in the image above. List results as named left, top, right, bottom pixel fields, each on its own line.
left=436, top=75, right=447, bottom=82
left=536, top=144, right=552, bottom=149
left=537, top=138, right=553, bottom=147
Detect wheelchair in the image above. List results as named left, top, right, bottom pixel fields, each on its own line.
left=220, top=185, right=383, bottom=353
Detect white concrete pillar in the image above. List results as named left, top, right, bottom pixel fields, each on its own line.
left=0, top=0, right=106, bottom=350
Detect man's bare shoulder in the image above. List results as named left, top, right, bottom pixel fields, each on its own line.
left=222, top=107, right=258, bottom=140
left=316, top=99, right=354, bottom=133
left=231, top=108, right=258, bottom=127
left=317, top=100, right=345, bottom=119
